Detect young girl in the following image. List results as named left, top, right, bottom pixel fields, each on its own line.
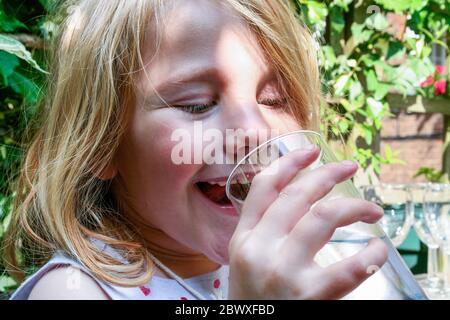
left=4, top=0, right=387, bottom=300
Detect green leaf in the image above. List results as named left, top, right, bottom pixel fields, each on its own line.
left=330, top=6, right=345, bottom=34
left=366, top=97, right=384, bottom=118
left=0, top=35, right=47, bottom=73
left=341, top=99, right=362, bottom=116
left=0, top=10, right=27, bottom=32
left=331, top=0, right=352, bottom=10
left=0, top=50, right=19, bottom=85
left=338, top=120, right=349, bottom=133
left=360, top=53, right=379, bottom=67
left=334, top=73, right=351, bottom=96
left=351, top=23, right=373, bottom=46
left=384, top=144, right=393, bottom=161
left=365, top=69, right=379, bottom=92
left=366, top=13, right=389, bottom=31
left=415, top=38, right=426, bottom=57
left=304, top=1, right=328, bottom=24
left=374, top=38, right=389, bottom=57
left=387, top=41, right=405, bottom=60
left=374, top=0, right=426, bottom=13
left=374, top=83, right=391, bottom=100
left=0, top=274, right=16, bottom=292
left=8, top=72, right=41, bottom=104
left=321, top=45, right=337, bottom=69
left=414, top=167, right=445, bottom=183
left=39, top=0, right=50, bottom=11
left=421, top=45, right=432, bottom=59
left=373, top=160, right=381, bottom=175
left=360, top=124, right=373, bottom=145
left=349, top=79, right=363, bottom=101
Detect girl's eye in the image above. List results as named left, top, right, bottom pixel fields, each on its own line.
left=172, top=97, right=286, bottom=114
left=173, top=101, right=218, bottom=114
left=259, top=97, right=288, bottom=109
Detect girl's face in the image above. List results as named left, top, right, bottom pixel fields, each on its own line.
left=116, top=0, right=301, bottom=264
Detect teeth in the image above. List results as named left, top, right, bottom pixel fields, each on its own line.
left=202, top=179, right=243, bottom=186
left=206, top=180, right=227, bottom=186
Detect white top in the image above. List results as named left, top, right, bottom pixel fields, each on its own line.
left=10, top=242, right=229, bottom=300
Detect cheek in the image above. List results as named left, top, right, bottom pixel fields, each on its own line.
left=117, top=110, right=199, bottom=209
left=261, top=109, right=303, bottom=134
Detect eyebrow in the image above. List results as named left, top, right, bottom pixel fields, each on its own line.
left=145, top=65, right=278, bottom=107
left=153, top=67, right=223, bottom=95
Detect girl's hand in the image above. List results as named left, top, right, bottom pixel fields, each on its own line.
left=227, top=146, right=388, bottom=299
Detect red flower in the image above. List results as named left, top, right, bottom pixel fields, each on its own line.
left=436, top=65, right=446, bottom=75
left=434, top=79, right=446, bottom=95
left=420, top=76, right=434, bottom=88
left=213, top=279, right=221, bottom=289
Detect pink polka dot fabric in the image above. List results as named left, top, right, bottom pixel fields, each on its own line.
left=10, top=246, right=230, bottom=300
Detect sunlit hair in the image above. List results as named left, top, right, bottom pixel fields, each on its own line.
left=2, top=0, right=321, bottom=287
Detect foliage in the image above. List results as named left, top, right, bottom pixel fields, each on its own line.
left=295, top=0, right=450, bottom=174
left=414, top=166, right=447, bottom=182
left=0, top=0, right=51, bottom=297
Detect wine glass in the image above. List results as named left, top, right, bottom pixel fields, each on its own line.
left=423, top=183, right=450, bottom=298
left=361, top=184, right=412, bottom=247
left=409, top=182, right=442, bottom=293
left=225, top=130, right=427, bottom=300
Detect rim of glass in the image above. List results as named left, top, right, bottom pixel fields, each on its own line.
left=225, top=130, right=322, bottom=201
left=427, top=183, right=450, bottom=191
left=407, top=182, right=431, bottom=190
left=359, top=183, right=408, bottom=191
left=379, top=183, right=407, bottom=189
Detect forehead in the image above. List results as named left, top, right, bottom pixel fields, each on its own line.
left=138, top=0, right=270, bottom=91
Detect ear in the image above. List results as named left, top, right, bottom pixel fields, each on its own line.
left=97, top=162, right=118, bottom=181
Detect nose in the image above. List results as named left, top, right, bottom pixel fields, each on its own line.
left=221, top=99, right=275, bottom=163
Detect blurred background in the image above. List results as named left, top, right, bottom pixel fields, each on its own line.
left=0, top=0, right=449, bottom=299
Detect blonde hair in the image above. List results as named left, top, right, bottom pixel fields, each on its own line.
left=3, top=0, right=321, bottom=287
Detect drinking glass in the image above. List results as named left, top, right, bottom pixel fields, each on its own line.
left=409, top=183, right=442, bottom=292
left=423, top=183, right=450, bottom=298
left=361, top=184, right=412, bottom=247
left=225, top=130, right=428, bottom=300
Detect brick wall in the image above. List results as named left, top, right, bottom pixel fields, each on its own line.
left=380, top=111, right=444, bottom=183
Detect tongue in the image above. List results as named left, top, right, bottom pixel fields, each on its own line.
left=197, top=182, right=230, bottom=205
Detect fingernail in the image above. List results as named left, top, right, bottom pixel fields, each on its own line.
left=374, top=205, right=384, bottom=216
left=341, top=160, right=356, bottom=167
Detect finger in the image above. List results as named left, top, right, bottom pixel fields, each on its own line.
left=282, top=198, right=384, bottom=261
left=314, top=237, right=388, bottom=299
left=236, top=145, right=320, bottom=234
left=254, top=160, right=358, bottom=237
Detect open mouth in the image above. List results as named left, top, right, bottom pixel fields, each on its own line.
left=195, top=178, right=251, bottom=206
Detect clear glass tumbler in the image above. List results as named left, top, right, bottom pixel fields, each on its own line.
left=225, top=130, right=428, bottom=300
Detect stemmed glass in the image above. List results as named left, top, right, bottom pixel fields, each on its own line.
left=409, top=183, right=442, bottom=293
left=423, top=183, right=450, bottom=298
left=361, top=184, right=412, bottom=247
